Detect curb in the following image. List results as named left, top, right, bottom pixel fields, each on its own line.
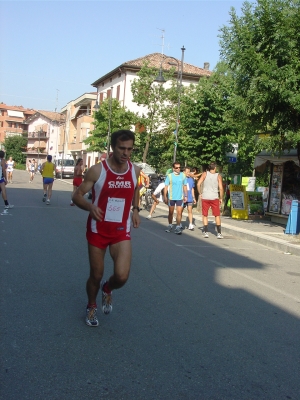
left=151, top=203, right=300, bottom=257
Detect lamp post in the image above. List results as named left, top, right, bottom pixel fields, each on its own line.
left=37, top=127, right=43, bottom=168
left=106, top=86, right=113, bottom=157
left=155, top=46, right=185, bottom=162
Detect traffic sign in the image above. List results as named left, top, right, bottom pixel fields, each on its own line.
left=227, top=156, right=237, bottom=163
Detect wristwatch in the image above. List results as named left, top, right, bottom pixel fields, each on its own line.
left=132, top=206, right=140, bottom=212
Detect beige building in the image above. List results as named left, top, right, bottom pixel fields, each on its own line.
left=59, top=92, right=98, bottom=167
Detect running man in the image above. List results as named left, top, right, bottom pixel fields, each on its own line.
left=70, top=158, right=83, bottom=206
left=28, top=158, right=36, bottom=183
left=72, top=129, right=141, bottom=327
left=197, top=161, right=224, bottom=239
left=163, top=162, right=188, bottom=235
left=6, top=157, right=15, bottom=183
left=40, top=155, right=55, bottom=205
left=0, top=151, right=14, bottom=209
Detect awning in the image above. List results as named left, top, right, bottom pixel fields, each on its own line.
left=7, top=110, right=24, bottom=118
left=254, top=150, right=299, bottom=169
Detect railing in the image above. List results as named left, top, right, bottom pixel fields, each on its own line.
left=28, top=132, right=49, bottom=139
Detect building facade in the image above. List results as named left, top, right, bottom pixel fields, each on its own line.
left=0, top=103, right=36, bottom=148
left=24, top=111, right=65, bottom=166
left=59, top=92, right=98, bottom=167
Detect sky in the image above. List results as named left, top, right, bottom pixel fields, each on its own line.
left=0, top=0, right=246, bottom=112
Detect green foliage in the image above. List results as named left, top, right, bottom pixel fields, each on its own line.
left=4, top=135, right=28, bottom=165
left=179, top=63, right=238, bottom=168
left=131, top=63, right=179, bottom=164
left=219, top=0, right=300, bottom=153
left=84, top=98, right=137, bottom=152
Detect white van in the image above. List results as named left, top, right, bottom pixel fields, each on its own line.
left=55, top=159, right=75, bottom=179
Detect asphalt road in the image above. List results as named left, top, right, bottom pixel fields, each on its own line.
left=1, top=171, right=300, bottom=400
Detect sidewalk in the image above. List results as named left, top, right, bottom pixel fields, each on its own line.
left=154, top=203, right=300, bottom=257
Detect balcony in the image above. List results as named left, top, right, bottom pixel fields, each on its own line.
left=28, top=132, right=49, bottom=139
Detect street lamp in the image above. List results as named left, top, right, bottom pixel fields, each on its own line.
left=155, top=46, right=185, bottom=162
left=37, top=127, right=43, bottom=168
left=106, top=86, right=113, bottom=157
left=93, top=90, right=100, bottom=111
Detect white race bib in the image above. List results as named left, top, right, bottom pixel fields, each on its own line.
left=104, top=197, right=125, bottom=222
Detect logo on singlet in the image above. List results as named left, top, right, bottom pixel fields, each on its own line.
left=116, top=176, right=124, bottom=180
left=108, top=181, right=132, bottom=189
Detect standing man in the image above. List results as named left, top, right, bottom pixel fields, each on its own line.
left=183, top=167, right=197, bottom=230
left=6, top=156, right=15, bottom=183
left=70, top=158, right=83, bottom=206
left=197, top=162, right=224, bottom=239
left=40, top=155, right=55, bottom=205
left=163, top=162, right=187, bottom=235
left=0, top=151, right=14, bottom=209
left=72, top=130, right=141, bottom=327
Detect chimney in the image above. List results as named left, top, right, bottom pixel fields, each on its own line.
left=203, top=62, right=210, bottom=70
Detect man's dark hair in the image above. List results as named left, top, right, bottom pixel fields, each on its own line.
left=0, top=150, right=5, bottom=158
left=47, top=155, right=52, bottom=162
left=172, top=161, right=180, bottom=168
left=208, top=162, right=217, bottom=171
left=111, top=130, right=135, bottom=148
left=76, top=158, right=83, bottom=165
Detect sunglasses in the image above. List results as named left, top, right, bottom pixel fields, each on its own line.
left=174, top=166, right=181, bottom=169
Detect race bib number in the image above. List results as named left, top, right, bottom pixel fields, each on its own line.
left=104, top=197, right=125, bottom=222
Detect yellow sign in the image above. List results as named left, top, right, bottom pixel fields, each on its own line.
left=230, top=184, right=249, bottom=219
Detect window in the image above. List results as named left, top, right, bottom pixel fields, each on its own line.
left=116, top=85, right=120, bottom=101
left=107, top=89, right=111, bottom=99
left=100, top=93, right=104, bottom=103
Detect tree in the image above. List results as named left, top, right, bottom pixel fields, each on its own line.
left=4, top=134, right=28, bottom=164
left=179, top=62, right=238, bottom=169
left=219, top=0, right=300, bottom=154
left=84, top=98, right=137, bottom=152
left=131, top=63, right=177, bottom=164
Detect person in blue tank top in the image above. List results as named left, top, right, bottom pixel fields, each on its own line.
left=163, top=162, right=188, bottom=235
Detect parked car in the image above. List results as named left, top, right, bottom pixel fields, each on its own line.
left=55, top=159, right=75, bottom=179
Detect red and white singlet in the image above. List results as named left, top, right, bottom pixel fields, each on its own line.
left=86, top=160, right=137, bottom=238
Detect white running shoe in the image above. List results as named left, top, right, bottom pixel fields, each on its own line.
left=4, top=204, right=14, bottom=209
left=188, top=224, right=194, bottom=231
left=46, top=199, right=50, bottom=205
left=217, top=233, right=223, bottom=239
left=165, top=224, right=173, bottom=233
left=203, top=232, right=209, bottom=238
left=146, top=214, right=152, bottom=219
left=174, top=226, right=182, bottom=235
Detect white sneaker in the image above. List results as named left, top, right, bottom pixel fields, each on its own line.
left=203, top=232, right=209, bottom=238
left=165, top=224, right=173, bottom=233
left=4, top=204, right=14, bottom=209
left=46, top=199, right=50, bottom=205
left=174, top=226, right=182, bottom=235
left=217, top=233, right=223, bottom=239
left=146, top=214, right=152, bottom=219
left=188, top=224, right=194, bottom=231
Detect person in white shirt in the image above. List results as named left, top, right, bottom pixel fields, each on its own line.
left=6, top=157, right=15, bottom=183
left=146, top=182, right=165, bottom=219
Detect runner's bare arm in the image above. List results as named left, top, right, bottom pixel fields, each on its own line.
left=197, top=172, right=206, bottom=193
left=72, top=164, right=104, bottom=221
left=132, top=165, right=141, bottom=228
